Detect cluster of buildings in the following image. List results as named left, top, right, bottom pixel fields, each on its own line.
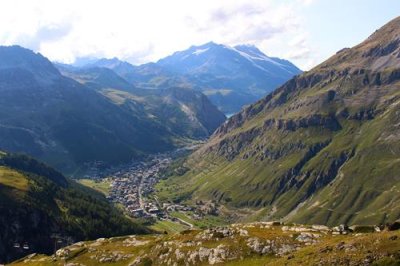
left=86, top=146, right=217, bottom=228
left=106, top=154, right=173, bottom=219
left=107, top=174, right=141, bottom=212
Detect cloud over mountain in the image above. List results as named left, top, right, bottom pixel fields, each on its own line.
left=0, top=0, right=315, bottom=69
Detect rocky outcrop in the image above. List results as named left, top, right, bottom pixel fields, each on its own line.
left=213, top=72, right=339, bottom=136
left=304, top=151, right=353, bottom=196
left=363, top=38, right=400, bottom=57
left=267, top=141, right=332, bottom=202
left=211, top=127, right=262, bottom=160
left=210, top=114, right=339, bottom=161
left=17, top=222, right=400, bottom=266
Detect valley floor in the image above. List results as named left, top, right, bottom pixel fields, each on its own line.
left=77, top=145, right=225, bottom=234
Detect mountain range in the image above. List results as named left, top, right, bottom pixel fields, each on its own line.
left=83, top=42, right=302, bottom=113
left=2, top=13, right=400, bottom=266
left=0, top=46, right=225, bottom=174
left=158, top=16, right=400, bottom=226
left=58, top=65, right=226, bottom=138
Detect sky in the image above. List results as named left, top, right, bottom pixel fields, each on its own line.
left=0, top=0, right=398, bottom=70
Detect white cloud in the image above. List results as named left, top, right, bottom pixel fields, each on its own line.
left=0, top=0, right=317, bottom=69
left=297, top=0, right=317, bottom=6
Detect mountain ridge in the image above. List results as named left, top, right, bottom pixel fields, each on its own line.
left=84, top=42, right=301, bottom=113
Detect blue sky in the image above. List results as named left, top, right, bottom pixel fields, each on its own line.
left=300, top=0, right=400, bottom=67
left=0, top=0, right=398, bottom=70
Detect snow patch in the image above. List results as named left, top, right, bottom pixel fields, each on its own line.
left=193, top=48, right=209, bottom=56
left=221, top=44, right=287, bottom=72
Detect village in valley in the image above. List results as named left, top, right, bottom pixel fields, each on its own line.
left=82, top=147, right=220, bottom=231
left=106, top=154, right=194, bottom=222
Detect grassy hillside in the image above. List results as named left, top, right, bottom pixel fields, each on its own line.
left=156, top=17, right=400, bottom=226
left=10, top=222, right=400, bottom=265
left=0, top=152, right=148, bottom=264
left=77, top=178, right=111, bottom=196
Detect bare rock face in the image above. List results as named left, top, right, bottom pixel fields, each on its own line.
left=190, top=245, right=230, bottom=265
left=55, top=248, right=70, bottom=258
left=363, top=38, right=400, bottom=58
left=195, top=227, right=235, bottom=240
left=332, top=224, right=352, bottom=235
left=122, top=236, right=149, bottom=247
left=295, top=232, right=321, bottom=245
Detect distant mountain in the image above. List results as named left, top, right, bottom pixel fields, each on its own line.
left=57, top=64, right=136, bottom=93
left=87, top=58, right=193, bottom=91
left=233, top=44, right=301, bottom=77
left=155, top=87, right=227, bottom=137
left=158, top=17, right=400, bottom=226
left=85, top=57, right=137, bottom=76
left=158, top=42, right=302, bottom=113
left=87, top=42, right=301, bottom=113
left=58, top=64, right=226, bottom=139
left=157, top=42, right=299, bottom=81
left=71, top=56, right=102, bottom=67
left=0, top=151, right=148, bottom=263
left=0, top=46, right=225, bottom=175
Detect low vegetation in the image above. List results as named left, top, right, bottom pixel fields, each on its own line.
left=11, top=222, right=400, bottom=265
left=77, top=178, right=111, bottom=196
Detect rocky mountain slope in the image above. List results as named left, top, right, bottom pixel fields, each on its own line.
left=88, top=42, right=301, bottom=113
left=58, top=65, right=226, bottom=139
left=158, top=17, right=400, bottom=226
left=0, top=46, right=225, bottom=174
left=10, top=222, right=400, bottom=265
left=0, top=151, right=148, bottom=264
left=158, top=42, right=302, bottom=114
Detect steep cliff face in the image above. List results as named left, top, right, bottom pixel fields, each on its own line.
left=159, top=17, right=400, bottom=226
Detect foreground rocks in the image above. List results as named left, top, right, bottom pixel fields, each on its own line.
left=10, top=222, right=400, bottom=266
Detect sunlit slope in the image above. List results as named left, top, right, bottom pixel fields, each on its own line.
left=158, top=17, right=400, bottom=226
